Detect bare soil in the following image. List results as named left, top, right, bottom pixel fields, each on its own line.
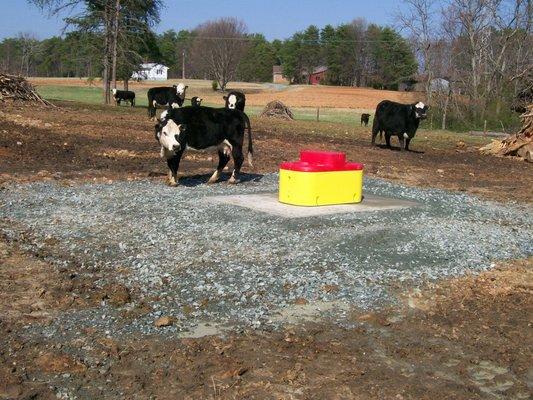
left=0, top=101, right=532, bottom=399
left=0, top=102, right=530, bottom=203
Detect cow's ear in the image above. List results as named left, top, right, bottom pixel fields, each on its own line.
left=223, top=96, right=228, bottom=100
left=179, top=124, right=187, bottom=132
left=185, top=85, right=188, bottom=89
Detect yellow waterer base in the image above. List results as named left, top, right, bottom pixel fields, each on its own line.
left=279, top=169, right=363, bottom=206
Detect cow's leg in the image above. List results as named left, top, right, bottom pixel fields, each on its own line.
left=385, top=132, right=392, bottom=148
left=166, top=152, right=183, bottom=187
left=228, top=145, right=244, bottom=184
left=398, top=134, right=405, bottom=151
left=405, top=137, right=411, bottom=151
left=371, top=129, right=378, bottom=146
left=208, top=149, right=231, bottom=184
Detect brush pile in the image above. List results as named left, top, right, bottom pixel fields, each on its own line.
left=0, top=74, right=54, bottom=106
left=480, top=104, right=533, bottom=162
left=259, top=100, right=294, bottom=120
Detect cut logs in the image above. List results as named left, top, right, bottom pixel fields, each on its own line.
left=0, top=74, right=55, bottom=107
left=480, top=104, right=533, bottom=162
left=259, top=100, right=294, bottom=120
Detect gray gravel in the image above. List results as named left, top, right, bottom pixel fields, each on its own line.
left=1, top=174, right=531, bottom=337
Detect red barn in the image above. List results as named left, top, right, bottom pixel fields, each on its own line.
left=309, top=66, right=328, bottom=85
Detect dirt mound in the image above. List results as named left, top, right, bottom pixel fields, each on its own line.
left=480, top=104, right=533, bottom=162
left=260, top=100, right=294, bottom=120
left=0, top=74, right=54, bottom=106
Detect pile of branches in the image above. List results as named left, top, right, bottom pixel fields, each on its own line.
left=480, top=104, right=533, bottom=162
left=259, top=100, right=294, bottom=120
left=0, top=74, right=54, bottom=106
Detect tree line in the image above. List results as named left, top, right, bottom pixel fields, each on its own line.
left=0, top=13, right=417, bottom=91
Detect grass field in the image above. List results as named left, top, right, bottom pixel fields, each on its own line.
left=35, top=84, right=373, bottom=125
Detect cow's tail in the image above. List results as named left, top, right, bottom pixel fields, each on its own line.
left=371, top=116, right=380, bottom=145
left=244, top=112, right=253, bottom=168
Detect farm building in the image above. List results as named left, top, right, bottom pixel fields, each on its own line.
left=308, top=66, right=328, bottom=85
left=131, top=63, right=169, bottom=81
left=273, top=65, right=289, bottom=84
left=399, top=76, right=452, bottom=93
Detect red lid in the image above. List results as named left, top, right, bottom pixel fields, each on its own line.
left=280, top=150, right=364, bottom=172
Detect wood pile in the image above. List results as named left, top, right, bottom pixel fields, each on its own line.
left=259, top=100, right=294, bottom=120
left=0, top=74, right=54, bottom=106
left=480, top=104, right=533, bottom=162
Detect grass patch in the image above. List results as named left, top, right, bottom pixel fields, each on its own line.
left=37, top=85, right=371, bottom=125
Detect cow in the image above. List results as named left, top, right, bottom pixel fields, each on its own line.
left=223, top=91, right=246, bottom=112
left=112, top=88, right=135, bottom=107
left=371, top=100, right=428, bottom=151
left=154, top=106, right=253, bottom=186
left=360, top=113, right=370, bottom=126
left=191, top=96, right=203, bottom=107
left=147, top=83, right=188, bottom=120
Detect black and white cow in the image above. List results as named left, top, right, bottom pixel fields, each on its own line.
left=147, top=83, right=188, bottom=120
left=360, top=113, right=370, bottom=126
left=155, top=106, right=253, bottom=186
left=112, top=88, right=135, bottom=107
left=371, top=100, right=428, bottom=151
left=223, top=91, right=246, bottom=111
left=191, top=96, right=203, bottom=107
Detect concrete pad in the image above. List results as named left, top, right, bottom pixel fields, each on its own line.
left=206, top=192, right=419, bottom=218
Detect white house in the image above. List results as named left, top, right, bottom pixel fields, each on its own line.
left=131, top=63, right=168, bottom=81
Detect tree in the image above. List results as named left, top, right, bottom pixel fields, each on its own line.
left=370, top=27, right=418, bottom=89
left=30, top=0, right=162, bottom=103
left=191, top=18, right=248, bottom=90
left=397, top=0, right=438, bottom=103
left=237, top=34, right=277, bottom=82
left=280, top=25, right=322, bottom=83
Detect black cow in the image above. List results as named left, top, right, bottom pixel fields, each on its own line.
left=191, top=96, right=203, bottom=107
left=112, top=88, right=135, bottom=107
left=223, top=91, right=246, bottom=111
left=371, top=100, right=428, bottom=151
left=155, top=106, right=253, bottom=186
left=360, top=113, right=370, bottom=126
left=147, top=83, right=188, bottom=120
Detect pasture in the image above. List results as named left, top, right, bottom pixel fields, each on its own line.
left=0, top=84, right=532, bottom=399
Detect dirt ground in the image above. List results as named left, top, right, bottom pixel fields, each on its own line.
left=0, top=101, right=532, bottom=399
left=0, top=101, right=530, bottom=203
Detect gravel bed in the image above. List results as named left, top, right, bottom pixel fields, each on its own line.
left=1, top=174, right=531, bottom=337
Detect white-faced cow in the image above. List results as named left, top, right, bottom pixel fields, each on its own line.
left=154, top=106, right=253, bottom=186
left=112, top=88, right=135, bottom=107
left=191, top=96, right=203, bottom=107
left=147, top=83, right=188, bottom=120
left=223, top=91, right=246, bottom=112
left=371, top=100, right=428, bottom=151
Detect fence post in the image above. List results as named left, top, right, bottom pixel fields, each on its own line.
left=316, top=107, right=320, bottom=122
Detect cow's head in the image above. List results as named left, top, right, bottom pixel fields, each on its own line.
left=223, top=92, right=245, bottom=111
left=175, top=83, right=188, bottom=97
left=191, top=96, right=202, bottom=106
left=414, top=102, right=429, bottom=119
left=112, top=88, right=117, bottom=95
left=154, top=119, right=186, bottom=154
left=223, top=94, right=239, bottom=110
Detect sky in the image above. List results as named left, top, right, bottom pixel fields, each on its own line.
left=0, top=0, right=409, bottom=41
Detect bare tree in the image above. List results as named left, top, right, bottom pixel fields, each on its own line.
left=191, top=18, right=248, bottom=90
left=17, top=33, right=41, bottom=76
left=397, top=0, right=438, bottom=103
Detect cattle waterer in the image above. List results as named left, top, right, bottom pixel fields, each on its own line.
left=279, top=151, right=364, bottom=206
